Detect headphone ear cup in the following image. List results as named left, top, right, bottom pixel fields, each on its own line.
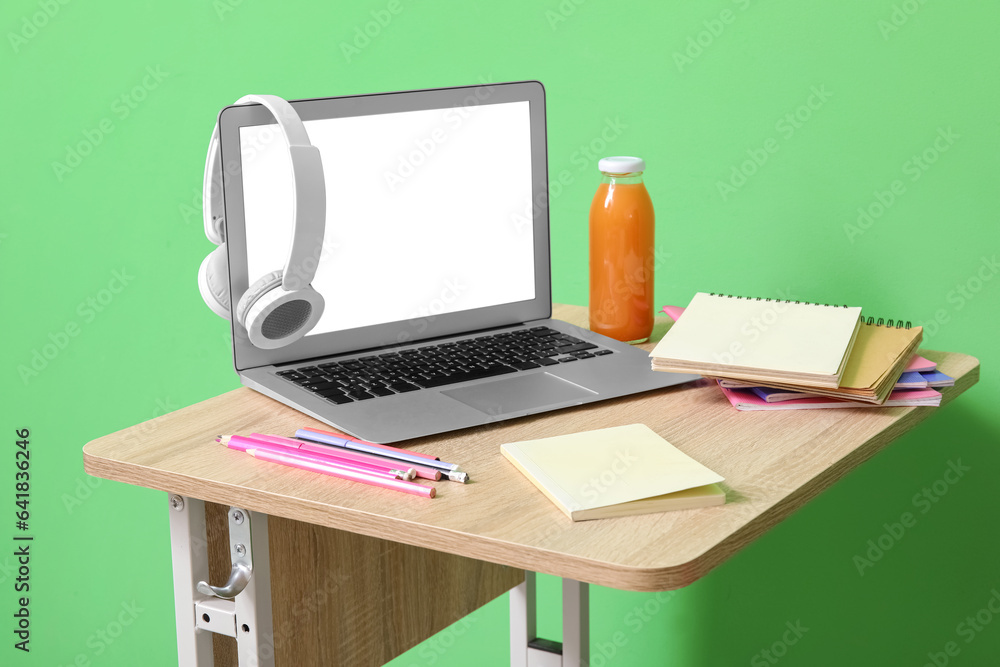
left=235, top=270, right=283, bottom=327
left=198, top=245, right=232, bottom=319
left=237, top=272, right=325, bottom=349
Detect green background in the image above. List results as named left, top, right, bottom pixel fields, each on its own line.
left=3, top=0, right=998, bottom=664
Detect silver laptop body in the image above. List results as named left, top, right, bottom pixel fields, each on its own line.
left=218, top=81, right=695, bottom=443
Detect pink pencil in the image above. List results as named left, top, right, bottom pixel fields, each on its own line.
left=246, top=447, right=436, bottom=498
left=236, top=434, right=415, bottom=478
left=247, top=433, right=441, bottom=481
left=219, top=436, right=410, bottom=480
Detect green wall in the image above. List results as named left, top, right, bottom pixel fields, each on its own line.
left=3, top=0, right=997, bottom=665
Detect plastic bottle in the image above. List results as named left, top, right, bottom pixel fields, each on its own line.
left=588, top=156, right=655, bottom=343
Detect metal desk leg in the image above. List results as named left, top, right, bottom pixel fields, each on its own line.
left=510, top=572, right=590, bottom=667
left=561, top=578, right=589, bottom=667
left=168, top=495, right=274, bottom=667
left=169, top=495, right=214, bottom=665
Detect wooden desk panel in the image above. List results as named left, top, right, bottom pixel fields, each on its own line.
left=203, top=502, right=523, bottom=667
left=84, top=305, right=979, bottom=592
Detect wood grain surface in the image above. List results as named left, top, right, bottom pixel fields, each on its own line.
left=83, top=304, right=980, bottom=591
left=202, top=502, right=523, bottom=666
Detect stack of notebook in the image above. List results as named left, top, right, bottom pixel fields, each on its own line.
left=652, top=293, right=933, bottom=411
left=716, top=354, right=952, bottom=410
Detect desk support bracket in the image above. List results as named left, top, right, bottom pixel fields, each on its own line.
left=167, top=495, right=274, bottom=667
left=510, top=572, right=589, bottom=667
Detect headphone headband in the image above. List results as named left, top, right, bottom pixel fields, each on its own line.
left=202, top=95, right=326, bottom=288
left=199, top=94, right=328, bottom=349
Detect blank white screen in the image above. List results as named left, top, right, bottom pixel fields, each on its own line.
left=239, top=101, right=535, bottom=335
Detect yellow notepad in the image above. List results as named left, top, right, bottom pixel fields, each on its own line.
left=650, top=292, right=862, bottom=388
left=500, top=424, right=725, bottom=521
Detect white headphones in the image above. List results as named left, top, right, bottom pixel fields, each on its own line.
left=198, top=95, right=327, bottom=349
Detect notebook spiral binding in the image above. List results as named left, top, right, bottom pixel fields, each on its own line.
left=708, top=293, right=849, bottom=308
left=861, top=316, right=913, bottom=329
left=707, top=293, right=912, bottom=329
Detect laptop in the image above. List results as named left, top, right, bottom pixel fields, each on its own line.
left=217, top=80, right=696, bottom=443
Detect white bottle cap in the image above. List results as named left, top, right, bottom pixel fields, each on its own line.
left=598, top=156, right=646, bottom=174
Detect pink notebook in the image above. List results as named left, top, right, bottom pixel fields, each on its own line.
left=719, top=386, right=942, bottom=411
left=661, top=304, right=687, bottom=322
left=905, top=355, right=937, bottom=373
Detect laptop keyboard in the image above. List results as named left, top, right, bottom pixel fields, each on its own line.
left=274, top=326, right=614, bottom=405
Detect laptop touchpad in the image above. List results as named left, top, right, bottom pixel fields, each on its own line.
left=442, top=372, right=596, bottom=416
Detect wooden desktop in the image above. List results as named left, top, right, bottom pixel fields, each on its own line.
left=82, top=304, right=980, bottom=666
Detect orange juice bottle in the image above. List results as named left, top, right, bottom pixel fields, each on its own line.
left=589, top=156, right=655, bottom=343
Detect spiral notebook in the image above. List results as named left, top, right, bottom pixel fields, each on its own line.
left=717, top=355, right=945, bottom=393
left=650, top=293, right=863, bottom=388
left=660, top=300, right=923, bottom=404
left=723, top=317, right=921, bottom=403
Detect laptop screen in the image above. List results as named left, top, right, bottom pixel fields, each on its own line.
left=219, top=81, right=551, bottom=371
left=239, top=100, right=536, bottom=337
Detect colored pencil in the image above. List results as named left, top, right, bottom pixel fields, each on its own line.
left=305, top=427, right=443, bottom=463
left=218, top=436, right=411, bottom=480
left=239, top=434, right=417, bottom=479
left=246, top=433, right=439, bottom=481
left=295, top=428, right=465, bottom=477
left=246, top=447, right=435, bottom=498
